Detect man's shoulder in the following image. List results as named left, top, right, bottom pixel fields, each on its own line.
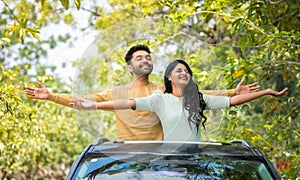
left=148, top=82, right=164, bottom=90
left=110, top=82, right=163, bottom=92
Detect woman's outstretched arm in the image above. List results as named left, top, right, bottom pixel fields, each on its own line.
left=230, top=87, right=288, bottom=106
left=69, top=98, right=136, bottom=110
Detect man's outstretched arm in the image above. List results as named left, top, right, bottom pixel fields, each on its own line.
left=24, top=81, right=111, bottom=108
left=201, top=78, right=260, bottom=96
left=24, top=81, right=75, bottom=107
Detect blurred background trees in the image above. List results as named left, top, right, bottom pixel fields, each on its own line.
left=1, top=0, right=299, bottom=179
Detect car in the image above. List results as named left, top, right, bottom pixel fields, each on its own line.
left=67, top=138, right=281, bottom=180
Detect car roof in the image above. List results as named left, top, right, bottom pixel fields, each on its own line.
left=87, top=139, right=263, bottom=157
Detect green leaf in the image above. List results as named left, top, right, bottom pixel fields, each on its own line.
left=229, top=110, right=237, bottom=115
left=237, top=35, right=248, bottom=52
left=19, top=28, right=26, bottom=41
left=74, top=0, right=81, bottom=10
left=59, top=0, right=70, bottom=10
left=40, top=0, right=45, bottom=7
left=1, top=38, right=11, bottom=43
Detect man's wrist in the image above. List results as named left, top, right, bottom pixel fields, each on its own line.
left=48, top=92, right=56, bottom=101
left=228, top=89, right=236, bottom=96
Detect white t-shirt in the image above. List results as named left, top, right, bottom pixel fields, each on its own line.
left=135, top=90, right=230, bottom=141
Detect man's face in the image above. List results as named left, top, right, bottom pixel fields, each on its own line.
left=128, top=50, right=153, bottom=76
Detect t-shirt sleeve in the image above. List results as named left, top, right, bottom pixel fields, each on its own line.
left=203, top=94, right=230, bottom=110
left=135, top=90, right=162, bottom=112
left=48, top=93, right=73, bottom=107
left=48, top=89, right=112, bottom=108
left=92, top=89, right=112, bottom=101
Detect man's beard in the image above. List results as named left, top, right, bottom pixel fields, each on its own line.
left=134, top=64, right=153, bottom=75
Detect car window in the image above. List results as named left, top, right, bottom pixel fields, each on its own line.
left=73, top=154, right=274, bottom=180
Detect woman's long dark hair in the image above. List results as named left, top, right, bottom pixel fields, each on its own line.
left=164, top=60, right=207, bottom=133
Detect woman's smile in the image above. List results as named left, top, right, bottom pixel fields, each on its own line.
left=169, top=63, right=191, bottom=89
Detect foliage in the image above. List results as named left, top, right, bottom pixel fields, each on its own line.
left=0, top=64, right=88, bottom=179
left=0, top=0, right=75, bottom=71
left=0, top=0, right=80, bottom=47
left=1, top=0, right=299, bottom=179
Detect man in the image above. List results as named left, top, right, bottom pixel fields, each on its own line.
left=24, top=44, right=259, bottom=141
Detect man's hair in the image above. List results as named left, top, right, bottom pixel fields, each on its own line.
left=125, top=44, right=151, bottom=64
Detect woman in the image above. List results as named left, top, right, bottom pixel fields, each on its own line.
left=70, top=60, right=288, bottom=141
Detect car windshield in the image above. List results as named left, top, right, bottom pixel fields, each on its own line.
left=72, top=153, right=273, bottom=180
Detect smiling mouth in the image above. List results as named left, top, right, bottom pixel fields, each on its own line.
left=179, top=77, right=188, bottom=80
left=140, top=65, right=152, bottom=69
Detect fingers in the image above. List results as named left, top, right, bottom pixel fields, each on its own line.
left=248, top=82, right=260, bottom=92
left=237, top=79, right=260, bottom=90
left=237, top=78, right=246, bottom=87
left=70, top=98, right=84, bottom=107
left=36, top=81, right=46, bottom=89
left=273, top=87, right=288, bottom=97
left=24, top=87, right=36, bottom=94
left=248, top=82, right=258, bottom=87
left=69, top=99, right=81, bottom=108
left=280, top=87, right=288, bottom=95
left=250, top=86, right=260, bottom=92
left=24, top=86, right=37, bottom=97
left=25, top=87, right=34, bottom=91
left=24, top=88, right=37, bottom=98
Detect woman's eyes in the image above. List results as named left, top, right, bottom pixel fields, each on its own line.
left=176, top=69, right=189, bottom=73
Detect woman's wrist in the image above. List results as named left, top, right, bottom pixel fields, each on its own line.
left=265, top=88, right=273, bottom=95
left=95, top=102, right=99, bottom=110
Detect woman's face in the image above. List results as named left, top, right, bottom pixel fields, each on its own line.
left=168, top=63, right=191, bottom=89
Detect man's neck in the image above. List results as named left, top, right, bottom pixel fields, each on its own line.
left=131, top=75, right=150, bottom=87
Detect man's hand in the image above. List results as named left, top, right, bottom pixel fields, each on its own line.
left=24, top=81, right=49, bottom=100
left=236, top=78, right=260, bottom=95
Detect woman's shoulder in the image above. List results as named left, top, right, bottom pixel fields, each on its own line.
left=152, top=89, right=163, bottom=95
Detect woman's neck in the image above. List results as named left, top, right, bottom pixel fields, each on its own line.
left=171, top=84, right=184, bottom=97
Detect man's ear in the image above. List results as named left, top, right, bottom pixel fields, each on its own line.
left=127, top=65, right=133, bottom=73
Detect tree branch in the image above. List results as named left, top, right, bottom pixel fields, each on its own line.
left=81, top=6, right=101, bottom=16
left=1, top=0, right=21, bottom=24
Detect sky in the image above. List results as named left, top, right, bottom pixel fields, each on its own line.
left=40, top=1, right=112, bottom=84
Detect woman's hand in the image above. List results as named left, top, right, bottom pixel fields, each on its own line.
left=70, top=99, right=136, bottom=111
left=69, top=98, right=97, bottom=110
left=268, top=87, right=289, bottom=97
left=230, top=87, right=288, bottom=106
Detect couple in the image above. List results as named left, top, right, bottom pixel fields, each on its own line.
left=69, top=59, right=288, bottom=141
left=24, top=44, right=287, bottom=141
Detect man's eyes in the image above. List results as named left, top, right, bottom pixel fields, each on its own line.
left=136, top=56, right=151, bottom=60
